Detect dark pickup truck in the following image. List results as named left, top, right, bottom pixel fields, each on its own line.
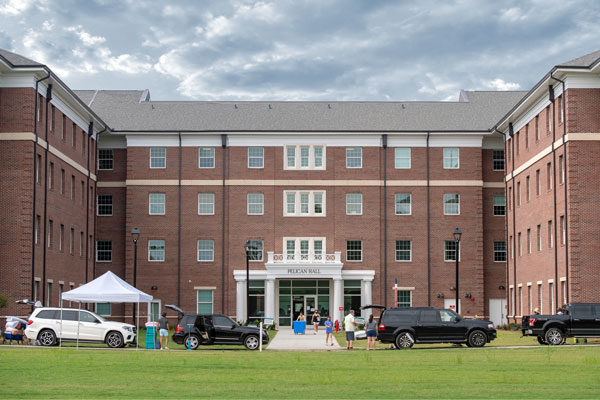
left=522, top=303, right=600, bottom=345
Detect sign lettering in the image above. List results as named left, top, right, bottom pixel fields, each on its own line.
left=287, top=268, right=321, bottom=274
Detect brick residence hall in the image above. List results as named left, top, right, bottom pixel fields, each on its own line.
left=1, top=48, right=599, bottom=327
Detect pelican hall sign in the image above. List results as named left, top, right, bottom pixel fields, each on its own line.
left=287, top=268, right=321, bottom=274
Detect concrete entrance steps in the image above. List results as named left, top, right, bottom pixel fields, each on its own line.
left=267, top=327, right=341, bottom=351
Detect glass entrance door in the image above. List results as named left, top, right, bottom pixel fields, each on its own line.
left=292, top=296, right=304, bottom=321
left=305, top=296, right=316, bottom=325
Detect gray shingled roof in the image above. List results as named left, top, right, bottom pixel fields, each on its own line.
left=75, top=89, right=526, bottom=132
left=558, top=49, right=600, bottom=68
left=0, top=48, right=43, bottom=67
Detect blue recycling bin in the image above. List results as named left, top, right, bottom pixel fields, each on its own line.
left=293, top=321, right=306, bottom=334
left=145, top=325, right=158, bottom=349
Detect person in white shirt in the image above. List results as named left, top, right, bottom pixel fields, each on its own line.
left=343, top=310, right=359, bottom=350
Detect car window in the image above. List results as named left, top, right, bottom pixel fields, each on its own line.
left=382, top=310, right=418, bottom=324
left=572, top=304, right=594, bottom=318
left=213, top=315, right=235, bottom=326
left=419, top=310, right=440, bottom=323
left=439, top=310, right=458, bottom=322
left=36, top=310, right=58, bottom=319
left=79, top=311, right=99, bottom=323
left=60, top=310, right=78, bottom=321
left=595, top=305, right=600, bottom=318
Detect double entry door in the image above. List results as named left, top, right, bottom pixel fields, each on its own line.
left=292, top=295, right=317, bottom=324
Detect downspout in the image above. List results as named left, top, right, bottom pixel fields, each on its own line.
left=85, top=122, right=93, bottom=283
left=549, top=85, right=559, bottom=312
left=177, top=133, right=182, bottom=306
left=41, top=84, right=52, bottom=305
left=31, top=72, right=50, bottom=303
left=221, top=134, right=227, bottom=313
left=509, top=123, right=517, bottom=323
left=382, top=134, right=388, bottom=308
left=550, top=73, right=570, bottom=305
left=494, top=127, right=510, bottom=322
left=92, top=126, right=108, bottom=280
left=426, top=132, right=431, bottom=306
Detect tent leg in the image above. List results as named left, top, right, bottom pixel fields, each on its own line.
left=136, top=302, right=139, bottom=350
left=59, top=307, right=63, bottom=349
left=77, top=302, right=81, bottom=349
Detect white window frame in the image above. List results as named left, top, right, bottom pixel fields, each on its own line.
left=198, top=147, right=215, bottom=168
left=96, top=240, right=112, bottom=262
left=98, top=149, right=114, bottom=170
left=247, top=193, right=264, bottom=215
left=149, top=193, right=166, bottom=215
left=197, top=290, right=214, bottom=314
left=493, top=241, right=506, bottom=262
left=493, top=195, right=505, bottom=216
left=395, top=240, right=412, bottom=262
left=198, top=193, right=215, bottom=215
left=443, top=148, right=459, bottom=169
left=149, top=147, right=166, bottom=169
left=283, top=237, right=326, bottom=260
left=248, top=147, right=264, bottom=168
left=97, top=194, right=113, bottom=216
left=197, top=239, right=214, bottom=262
left=346, top=147, right=362, bottom=168
left=492, top=150, right=505, bottom=171
left=148, top=239, right=165, bottom=262
left=346, top=193, right=363, bottom=215
left=246, top=239, right=264, bottom=262
left=283, top=145, right=326, bottom=170
left=283, top=190, right=326, bottom=216
left=96, top=303, right=111, bottom=316
left=397, top=290, right=412, bottom=307
left=394, top=148, right=411, bottom=169
left=444, top=240, right=461, bottom=262
left=346, top=240, right=362, bottom=262
left=395, top=193, right=412, bottom=215
left=443, top=194, right=460, bottom=215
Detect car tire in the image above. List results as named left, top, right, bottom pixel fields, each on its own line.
left=244, top=334, right=260, bottom=350
left=537, top=336, right=548, bottom=345
left=38, top=329, right=56, bottom=346
left=545, top=327, right=564, bottom=345
left=186, top=334, right=200, bottom=350
left=394, top=332, right=414, bottom=349
left=106, top=331, right=124, bottom=348
left=467, top=330, right=487, bottom=348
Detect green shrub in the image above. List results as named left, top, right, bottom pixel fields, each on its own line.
left=0, top=293, right=8, bottom=309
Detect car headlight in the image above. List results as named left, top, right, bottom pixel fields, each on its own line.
left=122, top=326, right=133, bottom=332
left=487, top=324, right=494, bottom=329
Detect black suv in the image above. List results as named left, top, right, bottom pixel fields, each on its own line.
left=373, top=306, right=496, bottom=348
left=166, top=305, right=269, bottom=350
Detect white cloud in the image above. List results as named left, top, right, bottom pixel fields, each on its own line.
left=66, top=25, right=106, bottom=46
left=103, top=53, right=152, bottom=74
left=499, top=7, right=527, bottom=22
left=0, top=0, right=34, bottom=16
left=42, top=20, right=54, bottom=31
left=483, top=78, right=521, bottom=91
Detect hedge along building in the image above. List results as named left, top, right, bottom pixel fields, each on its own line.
left=0, top=47, right=598, bottom=327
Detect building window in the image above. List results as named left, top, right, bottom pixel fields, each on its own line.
left=150, top=147, right=166, bottom=168
left=525, top=125, right=529, bottom=149
left=518, top=232, right=522, bottom=256
left=284, top=237, right=325, bottom=261
left=246, top=239, right=263, bottom=261
left=248, top=147, right=264, bottom=168
left=538, top=284, right=543, bottom=313
left=247, top=193, right=264, bottom=215
left=198, top=147, right=215, bottom=168
left=526, top=176, right=530, bottom=202
left=535, top=115, right=540, bottom=141
left=314, top=146, right=324, bottom=168
left=36, top=154, right=41, bottom=183
left=443, top=194, right=459, bottom=215
left=397, top=290, right=412, bottom=308
left=148, top=240, right=165, bottom=261
left=70, top=175, right=75, bottom=200
left=548, top=220, right=553, bottom=248
left=98, top=149, right=114, bottom=170
left=560, top=215, right=565, bottom=245
left=59, top=224, right=64, bottom=252
left=346, top=193, right=362, bottom=215
left=198, top=193, right=215, bottom=215
left=536, top=169, right=540, bottom=196
left=61, top=114, right=66, bottom=140
left=394, top=148, right=411, bottom=169
left=72, top=123, right=76, bottom=148
left=286, top=146, right=296, bottom=168
left=284, top=145, right=326, bottom=170
left=395, top=240, right=411, bottom=261
left=493, top=196, right=505, bottom=216
left=546, top=106, right=552, bottom=133
left=494, top=241, right=506, bottom=262
left=516, top=132, right=520, bottom=156
left=300, top=146, right=309, bottom=167
left=49, top=162, right=54, bottom=189
left=47, top=220, right=53, bottom=248
left=549, top=282, right=555, bottom=314
left=547, top=162, right=552, bottom=190
left=35, top=215, right=40, bottom=244
left=248, top=280, right=265, bottom=320
left=79, top=232, right=83, bottom=256
left=96, top=303, right=111, bottom=316
left=197, top=290, right=213, bottom=314
left=283, top=191, right=325, bottom=216
left=517, top=182, right=521, bottom=206
left=443, top=148, right=459, bottom=169
left=97, top=195, right=113, bottom=216
left=346, top=240, right=362, bottom=261
left=60, top=169, right=65, bottom=195
left=197, top=240, right=214, bottom=261
left=346, top=147, right=362, bottom=168
left=509, top=235, right=513, bottom=259
left=149, top=193, right=165, bottom=215
left=395, top=194, right=411, bottom=215
left=96, top=240, right=112, bottom=262
left=537, top=224, right=542, bottom=251
left=344, top=280, right=362, bottom=315
left=508, top=187, right=512, bottom=211
left=444, top=240, right=459, bottom=262
left=492, top=150, right=504, bottom=171
left=527, top=228, right=531, bottom=254
left=559, top=155, right=564, bottom=184
left=70, top=228, right=74, bottom=255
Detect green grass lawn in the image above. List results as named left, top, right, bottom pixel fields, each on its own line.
left=1, top=344, right=599, bottom=398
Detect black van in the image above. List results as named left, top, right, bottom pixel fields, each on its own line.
left=368, top=306, right=496, bottom=348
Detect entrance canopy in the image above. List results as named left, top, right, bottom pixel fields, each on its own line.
left=61, top=271, right=153, bottom=303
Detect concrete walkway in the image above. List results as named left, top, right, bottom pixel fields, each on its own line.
left=268, top=327, right=341, bottom=351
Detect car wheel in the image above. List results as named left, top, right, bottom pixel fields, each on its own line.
left=244, top=335, right=260, bottom=350
left=394, top=332, right=414, bottom=349
left=186, top=334, right=200, bottom=350
left=537, top=336, right=548, bottom=345
left=545, top=327, right=564, bottom=345
left=38, top=329, right=56, bottom=346
left=106, top=331, right=124, bottom=348
left=467, top=330, right=487, bottom=348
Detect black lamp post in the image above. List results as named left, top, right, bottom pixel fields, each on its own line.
left=244, top=241, right=253, bottom=324
left=131, top=227, right=140, bottom=325
left=453, top=227, right=462, bottom=314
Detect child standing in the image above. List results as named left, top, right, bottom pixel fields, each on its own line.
left=324, top=316, right=334, bottom=346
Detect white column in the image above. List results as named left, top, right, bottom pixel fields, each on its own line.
left=333, top=278, right=343, bottom=323
left=265, top=279, right=275, bottom=319
left=363, top=279, right=373, bottom=318
left=236, top=280, right=245, bottom=323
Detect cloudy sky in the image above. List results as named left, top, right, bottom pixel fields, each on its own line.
left=1, top=0, right=599, bottom=101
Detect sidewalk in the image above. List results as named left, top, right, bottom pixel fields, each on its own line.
left=268, top=327, right=341, bottom=351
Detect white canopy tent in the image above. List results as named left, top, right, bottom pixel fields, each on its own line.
left=60, top=271, right=153, bottom=348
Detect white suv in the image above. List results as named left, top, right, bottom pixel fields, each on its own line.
left=25, top=308, right=137, bottom=348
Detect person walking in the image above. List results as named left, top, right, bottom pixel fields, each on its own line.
left=158, top=312, right=170, bottom=350
left=344, top=310, right=359, bottom=350
left=296, top=312, right=305, bottom=321
left=324, top=316, right=334, bottom=346
left=365, top=314, right=378, bottom=350
left=311, top=310, right=321, bottom=335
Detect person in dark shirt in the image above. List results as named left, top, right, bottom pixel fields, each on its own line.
left=158, top=312, right=169, bottom=350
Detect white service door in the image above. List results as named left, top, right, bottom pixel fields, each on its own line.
left=444, top=299, right=462, bottom=314
left=489, top=298, right=508, bottom=327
